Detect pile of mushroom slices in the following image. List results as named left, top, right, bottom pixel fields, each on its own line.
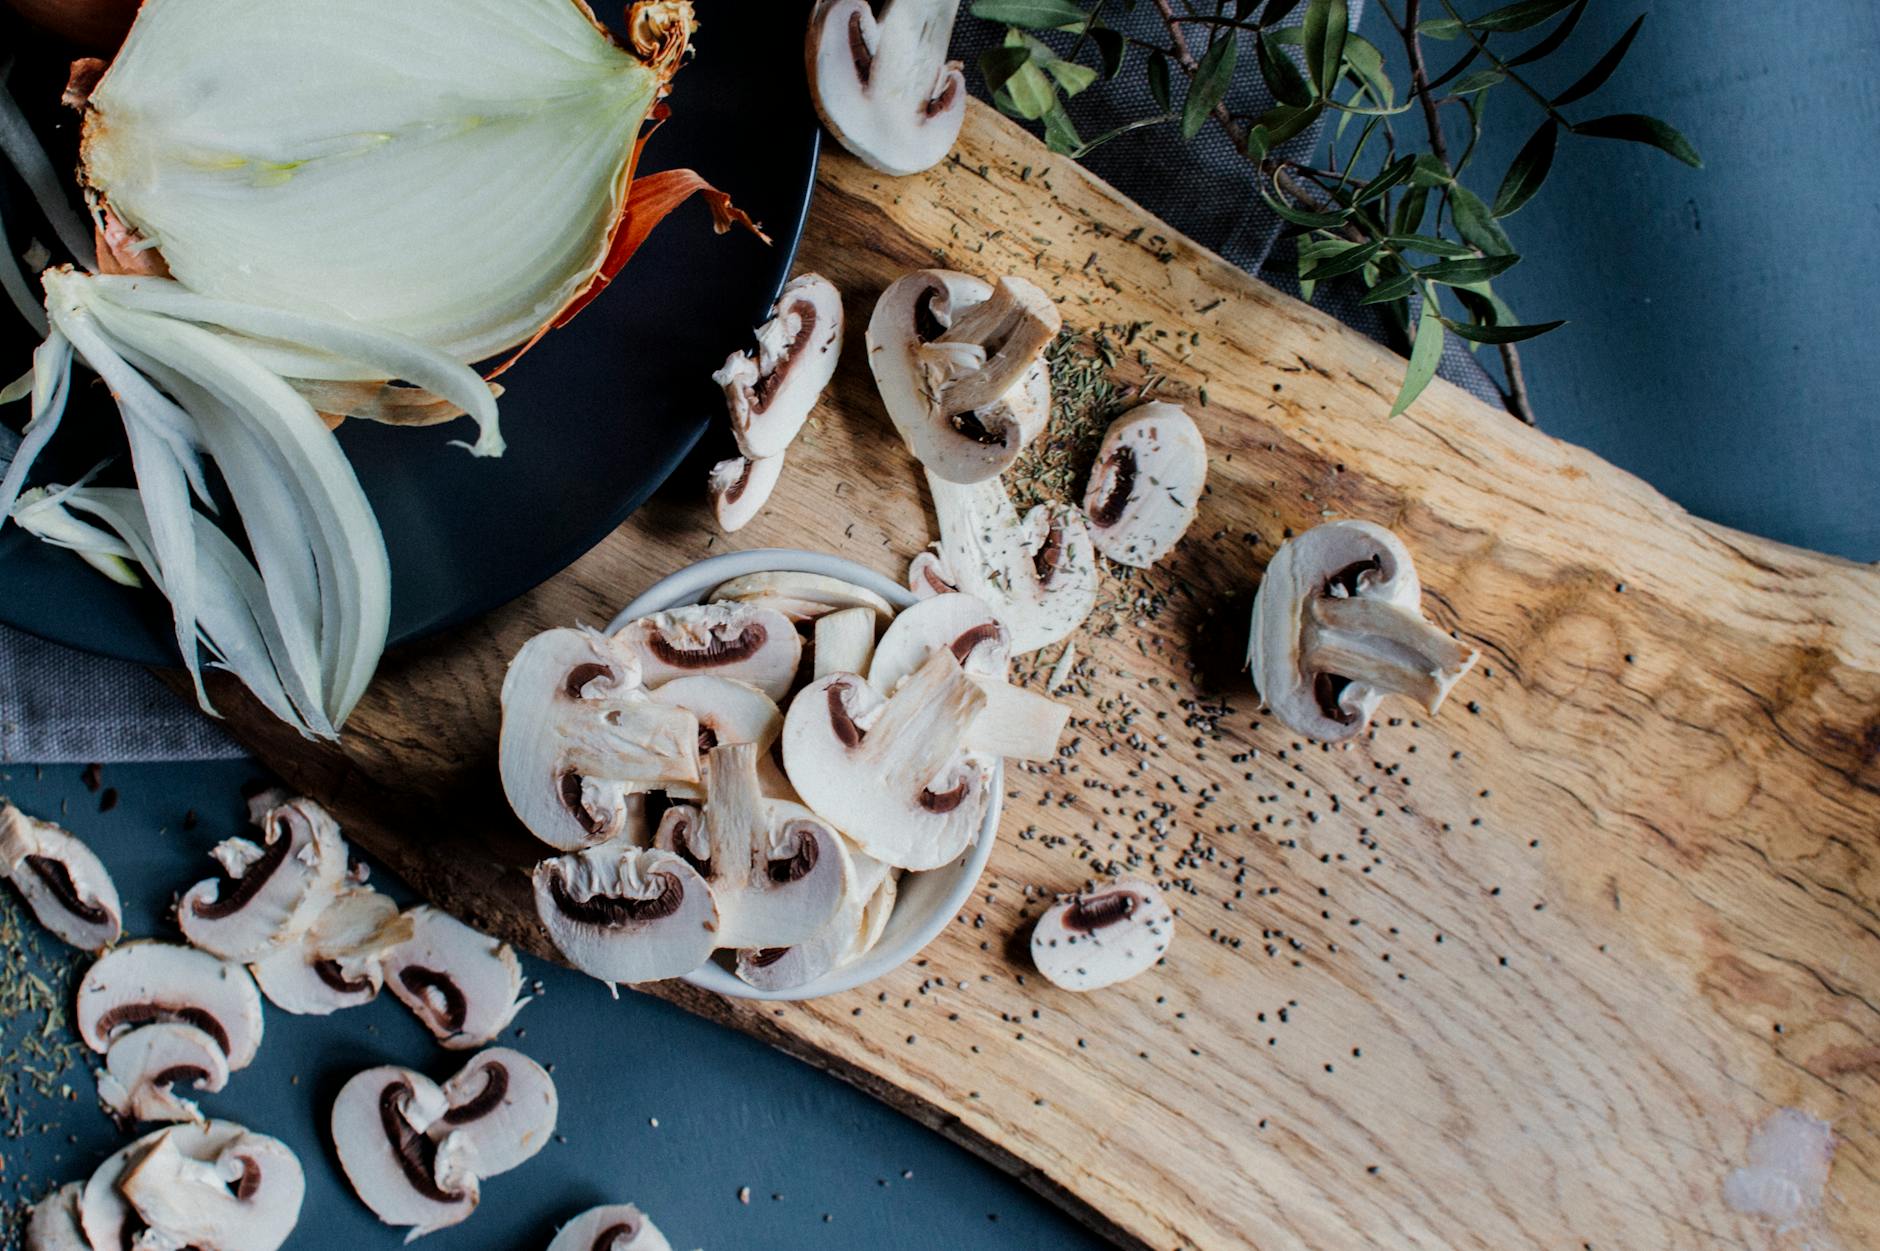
left=500, top=574, right=1071, bottom=992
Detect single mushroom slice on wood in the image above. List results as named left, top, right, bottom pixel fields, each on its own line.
left=783, top=649, right=991, bottom=870
left=813, top=606, right=878, bottom=680
left=434, top=1047, right=558, bottom=1180
left=546, top=1204, right=674, bottom=1251
left=25, top=1182, right=88, bottom=1251
left=1030, top=877, right=1175, bottom=992
left=735, top=842, right=887, bottom=992
left=713, top=272, right=843, bottom=460
left=614, top=603, right=803, bottom=700
left=77, top=941, right=265, bottom=1071
left=709, top=570, right=896, bottom=626
left=648, top=676, right=788, bottom=803
left=806, top=0, right=965, bottom=176
left=117, top=1123, right=304, bottom=1251
left=1247, top=520, right=1478, bottom=742
left=533, top=844, right=717, bottom=987
left=694, top=743, right=851, bottom=949
left=96, top=1021, right=229, bottom=1126
left=383, top=907, right=527, bottom=1050
left=500, top=627, right=702, bottom=851
left=707, top=452, right=784, bottom=533
left=331, top=1067, right=478, bottom=1239
left=0, top=800, right=121, bottom=950
left=927, top=473, right=1099, bottom=654
left=178, top=797, right=347, bottom=962
left=1083, top=401, right=1209, bottom=568
left=249, top=886, right=413, bottom=1015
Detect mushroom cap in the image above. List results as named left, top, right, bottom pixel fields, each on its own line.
left=734, top=842, right=888, bottom=992
left=117, top=1122, right=304, bottom=1251
left=533, top=844, right=719, bottom=986
left=1030, top=878, right=1175, bottom=992
left=382, top=906, right=527, bottom=1050
left=648, top=675, right=786, bottom=803
left=331, top=1066, right=479, bottom=1239
left=96, top=1020, right=229, bottom=1126
left=927, top=473, right=1099, bottom=654
left=806, top=0, right=965, bottom=176
left=613, top=602, right=803, bottom=700
left=81, top=1120, right=244, bottom=1251
left=178, top=797, right=348, bottom=962
left=546, top=1204, right=674, bottom=1251
left=868, top=592, right=1011, bottom=694
left=698, top=743, right=851, bottom=949
left=249, top=886, right=411, bottom=1015
left=77, top=941, right=265, bottom=1071
left=1083, top=401, right=1208, bottom=568
left=707, top=452, right=784, bottom=533
left=709, top=570, right=896, bottom=625
left=712, top=272, right=843, bottom=460
left=25, top=1182, right=88, bottom=1251
left=0, top=800, right=122, bottom=951
left=435, top=1047, right=558, bottom=1180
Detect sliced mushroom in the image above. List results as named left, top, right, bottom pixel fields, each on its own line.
left=694, top=743, right=850, bottom=948
left=178, top=797, right=348, bottom=962
left=117, top=1123, right=304, bottom=1251
left=546, top=1204, right=674, bottom=1251
left=96, top=1021, right=229, bottom=1126
left=783, top=649, right=991, bottom=870
left=867, top=592, right=1010, bottom=692
left=858, top=869, right=900, bottom=956
left=961, top=675, right=1070, bottom=762
left=80, top=1121, right=243, bottom=1251
left=242, top=785, right=292, bottom=827
left=1083, top=401, right=1208, bottom=568
left=906, top=549, right=958, bottom=599
left=734, top=843, right=887, bottom=992
left=1247, top=520, right=1478, bottom=742
left=708, top=570, right=895, bottom=625
left=708, top=452, right=784, bottom=533
left=331, top=1067, right=478, bottom=1239
left=712, top=272, right=843, bottom=460
left=435, top=1047, right=558, bottom=1180
left=1030, top=878, right=1175, bottom=992
left=500, top=627, right=702, bottom=851
left=813, top=606, right=878, bottom=680
left=806, top=0, right=965, bottom=176
left=0, top=800, right=121, bottom=951
left=534, top=844, right=717, bottom=987
left=648, top=676, right=787, bottom=803
left=613, top=603, right=802, bottom=700
left=927, top=472, right=1099, bottom=654
left=383, top=906, right=527, bottom=1050
left=249, top=886, right=413, bottom=1015
left=25, top=1183, right=88, bottom=1251
left=77, top=941, right=265, bottom=1071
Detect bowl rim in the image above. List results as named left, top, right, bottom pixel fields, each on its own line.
left=607, top=548, right=1002, bottom=1002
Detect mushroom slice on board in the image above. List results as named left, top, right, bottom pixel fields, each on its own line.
left=382, top=906, right=527, bottom=1050
left=696, top=743, right=851, bottom=949
left=866, top=269, right=1058, bottom=483
left=712, top=272, right=843, bottom=460
left=96, top=1021, right=229, bottom=1126
left=707, top=452, right=784, bottom=533
left=0, top=800, right=121, bottom=950
left=813, top=606, right=878, bottom=679
left=249, top=886, right=413, bottom=1015
left=868, top=592, right=1010, bottom=692
left=734, top=843, right=888, bottom=992
left=783, top=649, right=991, bottom=871
left=648, top=676, right=787, bottom=803
left=25, top=1182, right=88, bottom=1251
left=926, top=472, right=1099, bottom=654
left=709, top=570, right=896, bottom=625
left=906, top=549, right=958, bottom=599
left=806, top=0, right=965, bottom=176
left=1030, top=878, right=1176, bottom=992
left=546, top=1204, right=674, bottom=1251
left=533, top=844, right=718, bottom=987
left=77, top=941, right=265, bottom=1071
left=117, top=1123, right=304, bottom=1251
left=500, top=627, right=702, bottom=851
left=613, top=603, right=803, bottom=700
left=433, top=1047, right=558, bottom=1180
left=331, top=1067, right=478, bottom=1239
left=1083, top=401, right=1209, bottom=569
left=178, top=796, right=348, bottom=961
left=1247, top=520, right=1478, bottom=742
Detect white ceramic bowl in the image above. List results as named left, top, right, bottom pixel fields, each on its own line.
left=608, top=548, right=1002, bottom=1001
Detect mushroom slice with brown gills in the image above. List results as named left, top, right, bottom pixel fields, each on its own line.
left=906, top=549, right=958, bottom=600
left=77, top=940, right=265, bottom=1070
left=927, top=472, right=1099, bottom=654
left=25, top=1182, right=89, bottom=1251
left=80, top=1120, right=242, bottom=1251
left=866, top=269, right=1059, bottom=483
left=712, top=272, right=844, bottom=460
left=117, top=1122, right=305, bottom=1251
left=0, top=799, right=122, bottom=950
left=432, top=1047, right=558, bottom=1179
left=1083, top=401, right=1209, bottom=568
left=249, top=886, right=414, bottom=1015
left=707, top=452, right=784, bottom=533
left=96, top=1021, right=229, bottom=1126
left=735, top=842, right=887, bottom=992
left=500, top=627, right=702, bottom=851
left=813, top=606, right=877, bottom=679
left=178, top=796, right=348, bottom=961
left=648, top=675, right=789, bottom=802
left=533, top=844, right=718, bottom=986
left=1031, top=877, right=1175, bottom=992
left=331, top=1066, right=478, bottom=1239
left=383, top=906, right=527, bottom=1050
left=1247, top=519, right=1478, bottom=742
left=695, top=743, right=850, bottom=948
left=709, top=570, right=896, bottom=625
left=613, top=603, right=802, bottom=700
left=547, top=1203, right=675, bottom=1251
left=806, top=0, right=965, bottom=176
left=783, top=649, right=991, bottom=870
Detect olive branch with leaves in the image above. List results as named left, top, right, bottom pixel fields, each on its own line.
left=970, top=0, right=1701, bottom=424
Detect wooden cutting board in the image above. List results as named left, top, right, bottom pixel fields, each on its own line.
left=199, top=102, right=1880, bottom=1250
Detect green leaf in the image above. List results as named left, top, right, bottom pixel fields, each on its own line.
left=969, top=0, right=1087, bottom=28
left=1041, top=103, right=1084, bottom=153
left=1182, top=34, right=1238, bottom=138
left=1301, top=239, right=1383, bottom=281
left=1467, top=0, right=1577, bottom=33
left=1439, top=316, right=1565, bottom=343
left=1418, top=17, right=1463, bottom=40
left=1340, top=33, right=1394, bottom=107
left=1356, top=155, right=1418, bottom=203
left=1393, top=185, right=1430, bottom=234
left=1410, top=153, right=1454, bottom=187
left=978, top=45, right=1033, bottom=97
left=1258, top=183, right=1350, bottom=228
left=1418, top=253, right=1520, bottom=285
left=1065, top=111, right=1178, bottom=158
left=1449, top=183, right=1513, bottom=254
left=1493, top=120, right=1557, bottom=217
left=1250, top=99, right=1324, bottom=147
left=1456, top=88, right=1490, bottom=173
left=1572, top=113, right=1702, bottom=167
left=1449, top=69, right=1505, bottom=94
left=1361, top=272, right=1417, bottom=305
left=1425, top=44, right=1481, bottom=92
left=1303, top=0, right=1349, bottom=98
left=1043, top=57, right=1099, bottom=96
left=1552, top=14, right=1645, bottom=106
left=1092, top=27, right=1126, bottom=79
left=1391, top=297, right=1445, bottom=416
left=1147, top=50, right=1172, bottom=113
left=1245, top=125, right=1270, bottom=161
left=998, top=48, right=1060, bottom=120
left=1257, top=32, right=1313, bottom=107
left=1391, top=233, right=1475, bottom=257
left=1506, top=0, right=1587, bottom=66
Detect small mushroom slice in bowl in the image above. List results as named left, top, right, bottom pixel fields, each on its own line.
left=95, top=1021, right=229, bottom=1126
left=906, top=549, right=959, bottom=599
left=547, top=1203, right=674, bottom=1251
left=1083, top=401, right=1209, bottom=569
left=117, top=1122, right=304, bottom=1251
left=77, top=940, right=265, bottom=1071
left=249, top=885, right=413, bottom=1015
left=709, top=570, right=896, bottom=625
left=533, top=844, right=718, bottom=987
left=0, top=800, right=121, bottom=950
left=813, top=605, right=878, bottom=679
left=178, top=796, right=347, bottom=962
left=648, top=675, right=788, bottom=803
left=1031, top=877, right=1175, bottom=992
left=434, top=1047, right=558, bottom=1180
left=382, top=906, right=527, bottom=1050
left=1247, top=519, right=1478, bottom=742
left=712, top=272, right=843, bottom=460
left=613, top=602, right=803, bottom=699
left=735, top=844, right=888, bottom=993
left=927, top=472, right=1099, bottom=654
left=331, top=1066, right=478, bottom=1239
left=806, top=0, right=965, bottom=176
left=695, top=742, right=851, bottom=949
left=708, top=452, right=784, bottom=533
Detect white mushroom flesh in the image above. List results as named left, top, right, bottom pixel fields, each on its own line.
left=249, top=885, right=412, bottom=1015
left=614, top=603, right=802, bottom=699
left=96, top=1021, right=229, bottom=1126
left=735, top=842, right=887, bottom=992
left=812, top=606, right=878, bottom=680
left=1083, top=401, right=1209, bottom=568
left=118, top=1123, right=305, bottom=1251
left=708, top=570, right=895, bottom=625
left=962, top=675, right=1069, bottom=762
left=712, top=272, right=843, bottom=459
left=1030, top=877, right=1175, bottom=992
left=25, top=1183, right=89, bottom=1251
left=382, top=906, right=527, bottom=1050
left=0, top=800, right=122, bottom=951
left=708, top=452, right=784, bottom=533
left=178, top=797, right=347, bottom=962
left=331, top=1066, right=479, bottom=1239
left=433, top=1046, right=559, bottom=1180
left=81, top=1120, right=243, bottom=1251
left=546, top=1204, right=674, bottom=1251
left=77, top=941, right=265, bottom=1071
left=533, top=844, right=718, bottom=987
left=927, top=472, right=1098, bottom=654
left=693, top=743, right=851, bottom=949
left=648, top=675, right=786, bottom=803
left=867, top=592, right=1010, bottom=692
left=906, top=550, right=958, bottom=599
left=806, top=0, right=965, bottom=176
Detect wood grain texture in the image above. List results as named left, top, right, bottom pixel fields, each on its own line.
left=198, top=102, right=1880, bottom=1250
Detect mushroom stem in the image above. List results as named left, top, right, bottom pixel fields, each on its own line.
left=919, top=277, right=1059, bottom=415
left=1305, top=594, right=1476, bottom=714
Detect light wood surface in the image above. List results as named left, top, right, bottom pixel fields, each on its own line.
left=200, top=102, right=1880, bottom=1250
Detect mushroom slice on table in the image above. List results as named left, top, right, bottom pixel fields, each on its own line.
left=178, top=796, right=347, bottom=961
left=709, top=570, right=896, bottom=625
left=117, top=1123, right=304, bottom=1251
left=77, top=941, right=265, bottom=1071
left=735, top=843, right=888, bottom=992
left=500, top=627, right=702, bottom=851
left=613, top=603, right=802, bottom=700
left=813, top=605, right=878, bottom=680
left=96, top=1021, right=229, bottom=1126
left=25, top=1182, right=88, bottom=1251
left=783, top=649, right=991, bottom=870
left=547, top=1203, right=674, bottom=1251
left=1247, top=520, right=1478, bottom=742
left=331, top=1066, right=478, bottom=1239
left=383, top=906, right=527, bottom=1050
left=926, top=472, right=1099, bottom=654
left=250, top=886, right=413, bottom=1015
left=533, top=844, right=717, bottom=987
left=707, top=452, right=784, bottom=533
left=648, top=675, right=787, bottom=803
left=806, top=0, right=965, bottom=176
left=0, top=800, right=121, bottom=950
left=1031, top=878, right=1175, bottom=992
left=713, top=272, right=843, bottom=460
left=1083, top=401, right=1209, bottom=568
left=696, top=743, right=850, bottom=949
left=435, top=1047, right=558, bottom=1180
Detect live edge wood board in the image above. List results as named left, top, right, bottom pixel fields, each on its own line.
left=202, top=102, right=1880, bottom=1251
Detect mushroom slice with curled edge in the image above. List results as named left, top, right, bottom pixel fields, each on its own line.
left=0, top=800, right=121, bottom=951
left=77, top=941, right=265, bottom=1071
left=806, top=0, right=965, bottom=176
left=813, top=606, right=878, bottom=680
left=906, top=549, right=959, bottom=600
left=709, top=570, right=896, bottom=625
left=117, top=1123, right=305, bottom=1251
left=713, top=272, right=844, bottom=460
left=178, top=796, right=348, bottom=962
left=250, top=886, right=413, bottom=1015
left=927, top=472, right=1099, bottom=654
left=735, top=843, right=887, bottom=992
left=1030, top=877, right=1175, bottom=992
left=613, top=603, right=802, bottom=700
left=1247, top=520, right=1478, bottom=742
left=858, top=869, right=901, bottom=956
left=868, top=592, right=1010, bottom=692
left=696, top=743, right=850, bottom=949
left=434, top=1047, right=558, bottom=1180
left=25, top=1183, right=88, bottom=1251
left=547, top=1203, right=675, bottom=1251
left=707, top=452, right=784, bottom=533
left=1083, top=401, right=1209, bottom=568
left=533, top=844, right=718, bottom=986
left=80, top=1120, right=241, bottom=1251
left=331, top=1066, right=478, bottom=1239
left=866, top=269, right=1058, bottom=483
left=96, top=1021, right=229, bottom=1126
left=648, top=676, right=787, bottom=803
left=383, top=906, right=527, bottom=1050
left=500, top=627, right=702, bottom=851
left=783, top=649, right=991, bottom=871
